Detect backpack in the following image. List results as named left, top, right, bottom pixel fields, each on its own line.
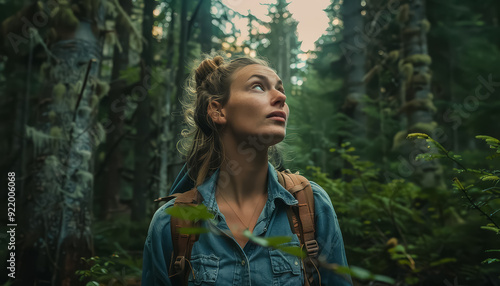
left=155, top=170, right=319, bottom=286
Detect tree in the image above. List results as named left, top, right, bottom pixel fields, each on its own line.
left=394, top=0, right=445, bottom=189
left=4, top=1, right=107, bottom=284
left=131, top=0, right=155, bottom=222
left=341, top=0, right=367, bottom=138
left=100, top=0, right=132, bottom=220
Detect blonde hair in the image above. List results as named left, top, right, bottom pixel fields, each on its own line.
left=179, top=54, right=270, bottom=186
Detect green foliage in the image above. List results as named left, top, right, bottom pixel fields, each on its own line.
left=408, top=133, right=500, bottom=275
left=305, top=142, right=498, bottom=284
left=75, top=253, right=141, bottom=286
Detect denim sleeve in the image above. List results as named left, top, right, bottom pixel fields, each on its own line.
left=310, top=181, right=353, bottom=286
left=142, top=202, right=175, bottom=286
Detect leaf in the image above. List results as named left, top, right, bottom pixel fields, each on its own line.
left=263, top=236, right=293, bottom=247
left=480, top=175, right=500, bottom=181
left=86, top=282, right=99, bottom=286
left=482, top=258, right=500, bottom=264
left=407, top=133, right=429, bottom=139
left=452, top=178, right=465, bottom=191
left=485, top=249, right=500, bottom=252
left=481, top=225, right=500, bottom=234
left=277, top=246, right=306, bottom=258
left=165, top=205, right=214, bottom=221
left=429, top=258, right=456, bottom=267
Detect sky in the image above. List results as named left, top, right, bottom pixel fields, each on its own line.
left=221, top=0, right=331, bottom=53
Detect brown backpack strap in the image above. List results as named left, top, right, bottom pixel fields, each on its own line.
left=278, top=171, right=319, bottom=286
left=163, top=188, right=202, bottom=286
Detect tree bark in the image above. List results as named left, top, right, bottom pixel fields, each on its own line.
left=131, top=0, right=155, bottom=221
left=101, top=0, right=132, bottom=220
left=159, top=0, right=177, bottom=198
left=398, top=0, right=445, bottom=189
left=16, top=1, right=104, bottom=284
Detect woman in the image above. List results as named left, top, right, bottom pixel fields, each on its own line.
left=142, top=55, right=352, bottom=285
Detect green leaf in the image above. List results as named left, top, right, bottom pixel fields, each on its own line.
left=481, top=225, right=500, bottom=234
left=86, top=282, right=99, bottom=286
left=485, top=249, right=500, bottom=252
left=480, top=175, right=500, bottom=181
left=263, top=236, right=293, bottom=247
left=165, top=205, right=214, bottom=221
left=429, top=258, right=456, bottom=267
left=482, top=258, right=500, bottom=264
left=278, top=246, right=306, bottom=258
left=407, top=133, right=429, bottom=139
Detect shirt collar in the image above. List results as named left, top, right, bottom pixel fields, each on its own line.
left=196, top=162, right=299, bottom=215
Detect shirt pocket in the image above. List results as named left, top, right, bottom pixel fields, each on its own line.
left=269, top=242, right=303, bottom=286
left=188, top=254, right=219, bottom=285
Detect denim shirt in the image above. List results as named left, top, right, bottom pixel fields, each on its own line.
left=142, top=162, right=352, bottom=285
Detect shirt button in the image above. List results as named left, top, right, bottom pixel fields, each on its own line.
left=294, top=260, right=299, bottom=266
left=241, top=260, right=246, bottom=266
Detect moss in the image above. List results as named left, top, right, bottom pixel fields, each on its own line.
left=91, top=95, right=99, bottom=109
left=94, top=122, right=106, bottom=145
left=411, top=73, right=432, bottom=85
left=95, top=80, right=110, bottom=98
left=26, top=126, right=61, bottom=156
left=400, top=98, right=437, bottom=113
left=397, top=4, right=410, bottom=24
left=52, top=7, right=79, bottom=32
left=401, top=63, right=414, bottom=82
left=421, top=19, right=431, bottom=33
left=48, top=111, right=57, bottom=122
left=409, top=121, right=438, bottom=134
left=388, top=50, right=400, bottom=62
left=78, top=106, right=92, bottom=118
left=52, top=83, right=66, bottom=102
left=76, top=169, right=94, bottom=187
left=50, top=126, right=63, bottom=137
left=405, top=54, right=432, bottom=66
left=392, top=130, right=408, bottom=151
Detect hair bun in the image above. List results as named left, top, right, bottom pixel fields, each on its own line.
left=195, top=56, right=224, bottom=88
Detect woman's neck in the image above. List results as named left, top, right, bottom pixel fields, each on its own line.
left=217, top=134, right=269, bottom=206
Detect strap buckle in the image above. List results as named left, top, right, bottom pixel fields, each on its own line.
left=305, top=240, right=319, bottom=257
left=173, top=256, right=185, bottom=273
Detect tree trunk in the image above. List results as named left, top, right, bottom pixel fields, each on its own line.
left=199, top=0, right=212, bottom=54
left=341, top=0, right=367, bottom=138
left=398, top=0, right=445, bottom=189
left=131, top=0, right=155, bottom=221
left=16, top=1, right=105, bottom=284
left=101, top=0, right=132, bottom=220
left=159, top=0, right=177, bottom=198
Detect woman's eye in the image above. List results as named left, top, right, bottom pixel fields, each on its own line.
left=252, top=84, right=264, bottom=91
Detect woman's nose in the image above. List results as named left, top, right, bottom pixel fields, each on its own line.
left=271, top=89, right=286, bottom=107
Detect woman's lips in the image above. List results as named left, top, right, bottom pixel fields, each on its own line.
left=266, top=111, right=287, bottom=122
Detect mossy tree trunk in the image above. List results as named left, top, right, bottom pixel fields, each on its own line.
left=14, top=1, right=106, bottom=285
left=397, top=0, right=444, bottom=189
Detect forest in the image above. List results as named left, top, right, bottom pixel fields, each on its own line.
left=0, top=0, right=500, bottom=285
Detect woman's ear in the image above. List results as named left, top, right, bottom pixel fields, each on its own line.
left=208, top=100, right=226, bottom=125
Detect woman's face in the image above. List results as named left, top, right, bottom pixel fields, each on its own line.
left=219, top=64, right=289, bottom=147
